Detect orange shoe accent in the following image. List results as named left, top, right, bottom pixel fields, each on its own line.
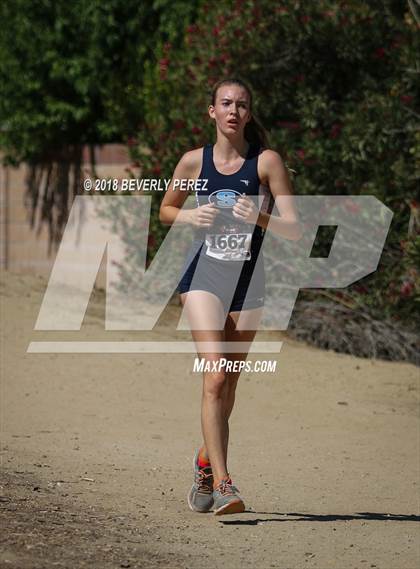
left=214, top=499, right=245, bottom=516
left=197, top=446, right=211, bottom=468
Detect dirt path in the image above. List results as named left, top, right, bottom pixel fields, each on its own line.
left=1, top=270, right=419, bottom=569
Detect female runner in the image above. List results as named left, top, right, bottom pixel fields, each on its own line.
left=159, top=78, right=301, bottom=515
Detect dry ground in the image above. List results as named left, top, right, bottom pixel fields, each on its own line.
left=1, top=270, right=419, bottom=569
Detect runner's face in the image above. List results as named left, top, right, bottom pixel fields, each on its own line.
left=209, top=85, right=251, bottom=136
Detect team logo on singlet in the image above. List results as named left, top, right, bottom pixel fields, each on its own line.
left=208, top=189, right=241, bottom=208
left=205, top=189, right=252, bottom=261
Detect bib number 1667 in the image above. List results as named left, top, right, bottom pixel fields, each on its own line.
left=207, top=233, right=247, bottom=250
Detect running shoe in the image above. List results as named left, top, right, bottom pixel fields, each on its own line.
left=187, top=449, right=214, bottom=513
left=212, top=476, right=245, bottom=515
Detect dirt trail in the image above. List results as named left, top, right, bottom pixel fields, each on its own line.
left=1, top=270, right=419, bottom=569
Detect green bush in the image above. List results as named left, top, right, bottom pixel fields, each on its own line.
left=122, top=0, right=419, bottom=338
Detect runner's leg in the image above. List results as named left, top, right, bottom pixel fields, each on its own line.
left=180, top=290, right=230, bottom=483
left=221, top=307, right=263, bottom=463
left=199, top=307, right=262, bottom=463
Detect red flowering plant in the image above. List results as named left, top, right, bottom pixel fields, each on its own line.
left=107, top=0, right=419, bottom=346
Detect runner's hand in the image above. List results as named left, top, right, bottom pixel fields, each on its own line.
left=232, top=194, right=259, bottom=224
left=188, top=203, right=220, bottom=228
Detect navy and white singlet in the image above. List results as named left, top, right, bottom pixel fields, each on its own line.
left=177, top=143, right=273, bottom=313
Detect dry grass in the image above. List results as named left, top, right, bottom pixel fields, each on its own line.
left=288, top=300, right=420, bottom=366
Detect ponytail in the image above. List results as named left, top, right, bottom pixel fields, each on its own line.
left=244, top=115, right=270, bottom=148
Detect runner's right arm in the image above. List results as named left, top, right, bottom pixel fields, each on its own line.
left=159, top=149, right=219, bottom=228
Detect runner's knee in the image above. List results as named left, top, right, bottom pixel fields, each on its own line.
left=202, top=371, right=228, bottom=400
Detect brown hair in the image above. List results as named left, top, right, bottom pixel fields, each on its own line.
left=210, top=77, right=269, bottom=148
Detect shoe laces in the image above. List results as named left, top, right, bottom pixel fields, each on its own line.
left=216, top=477, right=235, bottom=496
left=197, top=467, right=213, bottom=493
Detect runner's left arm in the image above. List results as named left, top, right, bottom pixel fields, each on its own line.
left=233, top=149, right=302, bottom=241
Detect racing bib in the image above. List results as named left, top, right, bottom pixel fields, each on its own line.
left=205, top=231, right=252, bottom=261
